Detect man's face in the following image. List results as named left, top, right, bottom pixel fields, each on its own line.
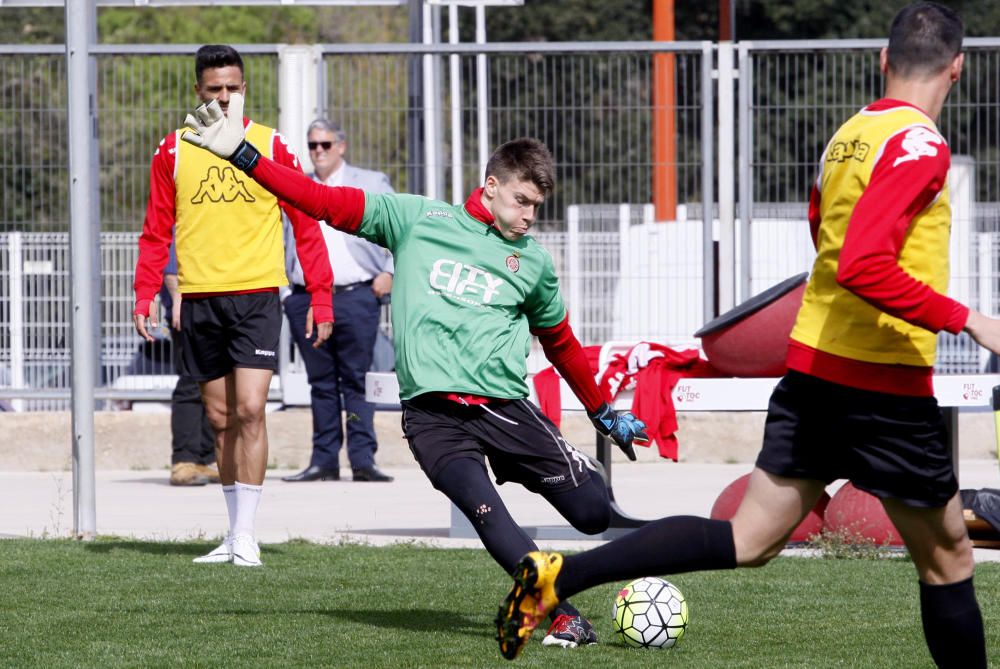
left=485, top=175, right=544, bottom=242
left=194, top=66, right=246, bottom=116
left=307, top=128, right=346, bottom=177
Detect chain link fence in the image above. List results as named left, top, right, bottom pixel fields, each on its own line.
left=2, top=39, right=999, bottom=408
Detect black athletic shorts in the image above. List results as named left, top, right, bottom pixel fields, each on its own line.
left=178, top=291, right=282, bottom=382
left=401, top=394, right=596, bottom=494
left=756, top=370, right=957, bottom=508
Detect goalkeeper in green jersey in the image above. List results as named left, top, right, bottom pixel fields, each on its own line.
left=182, top=97, right=649, bottom=650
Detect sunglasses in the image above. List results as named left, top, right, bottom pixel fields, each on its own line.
left=307, top=141, right=336, bottom=151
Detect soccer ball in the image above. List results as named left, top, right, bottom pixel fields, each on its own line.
left=612, top=576, right=688, bottom=649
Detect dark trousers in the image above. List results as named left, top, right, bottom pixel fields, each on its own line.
left=169, top=327, right=216, bottom=465
left=284, top=285, right=380, bottom=470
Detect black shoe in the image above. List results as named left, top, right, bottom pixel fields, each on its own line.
left=281, top=465, right=340, bottom=482
left=351, top=466, right=394, bottom=482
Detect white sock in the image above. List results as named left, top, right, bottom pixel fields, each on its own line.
left=232, top=481, right=263, bottom=539
left=222, top=485, right=237, bottom=537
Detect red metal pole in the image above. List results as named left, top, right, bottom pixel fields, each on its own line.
left=720, top=0, right=734, bottom=41
left=652, top=0, right=677, bottom=222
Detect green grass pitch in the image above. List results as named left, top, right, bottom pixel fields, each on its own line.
left=1, top=538, right=998, bottom=668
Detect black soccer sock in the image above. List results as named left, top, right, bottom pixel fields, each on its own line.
left=919, top=577, right=986, bottom=669
left=432, top=457, right=586, bottom=623
left=555, top=515, right=736, bottom=600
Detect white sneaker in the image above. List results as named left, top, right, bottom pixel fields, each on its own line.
left=192, top=536, right=233, bottom=564
left=231, top=534, right=262, bottom=567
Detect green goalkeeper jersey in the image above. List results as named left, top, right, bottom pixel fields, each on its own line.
left=357, top=192, right=566, bottom=401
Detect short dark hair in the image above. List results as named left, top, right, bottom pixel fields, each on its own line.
left=485, top=138, right=555, bottom=195
left=195, top=44, right=244, bottom=83
left=887, top=2, right=963, bottom=79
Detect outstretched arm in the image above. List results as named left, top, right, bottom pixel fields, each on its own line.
left=253, top=158, right=366, bottom=233
left=182, top=93, right=366, bottom=232
left=534, top=316, right=648, bottom=461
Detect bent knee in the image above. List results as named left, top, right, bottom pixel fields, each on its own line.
left=739, top=547, right=780, bottom=568
left=568, top=507, right=611, bottom=535
left=734, top=532, right=786, bottom=567
left=915, top=535, right=976, bottom=584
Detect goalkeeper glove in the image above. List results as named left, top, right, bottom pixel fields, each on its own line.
left=588, top=402, right=648, bottom=461
left=181, top=92, right=260, bottom=171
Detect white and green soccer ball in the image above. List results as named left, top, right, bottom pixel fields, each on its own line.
left=612, top=576, right=689, bottom=649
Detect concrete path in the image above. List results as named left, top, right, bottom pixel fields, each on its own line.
left=5, top=459, right=1000, bottom=562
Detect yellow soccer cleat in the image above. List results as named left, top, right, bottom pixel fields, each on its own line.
left=495, top=551, right=564, bottom=660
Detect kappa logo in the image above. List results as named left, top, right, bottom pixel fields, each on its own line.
left=426, top=209, right=454, bottom=218
left=428, top=258, right=504, bottom=304
left=826, top=139, right=870, bottom=164
left=893, top=127, right=942, bottom=167
left=191, top=166, right=256, bottom=204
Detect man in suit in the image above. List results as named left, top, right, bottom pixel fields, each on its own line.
left=282, top=119, right=395, bottom=483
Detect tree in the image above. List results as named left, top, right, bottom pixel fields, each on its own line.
left=737, top=0, right=1000, bottom=40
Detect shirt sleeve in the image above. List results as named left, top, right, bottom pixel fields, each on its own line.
left=835, top=126, right=969, bottom=334
left=357, top=193, right=427, bottom=252
left=380, top=250, right=395, bottom=275
left=359, top=171, right=396, bottom=272
left=246, top=153, right=367, bottom=233
left=532, top=315, right=605, bottom=413
left=272, top=133, right=333, bottom=323
left=133, top=133, right=177, bottom=316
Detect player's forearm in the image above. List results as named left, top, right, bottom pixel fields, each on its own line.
left=554, top=352, right=605, bottom=414
left=133, top=224, right=173, bottom=312
left=284, top=207, right=334, bottom=323
left=534, top=317, right=605, bottom=413
left=250, top=156, right=366, bottom=233
left=963, top=309, right=1000, bottom=355
left=134, top=149, right=176, bottom=311
left=836, top=254, right=967, bottom=333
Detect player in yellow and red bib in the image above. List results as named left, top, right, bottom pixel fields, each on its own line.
left=486, top=4, right=999, bottom=666
left=132, top=45, right=333, bottom=569
left=790, top=100, right=964, bottom=393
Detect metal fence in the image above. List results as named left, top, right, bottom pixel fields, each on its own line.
left=2, top=38, right=1000, bottom=409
